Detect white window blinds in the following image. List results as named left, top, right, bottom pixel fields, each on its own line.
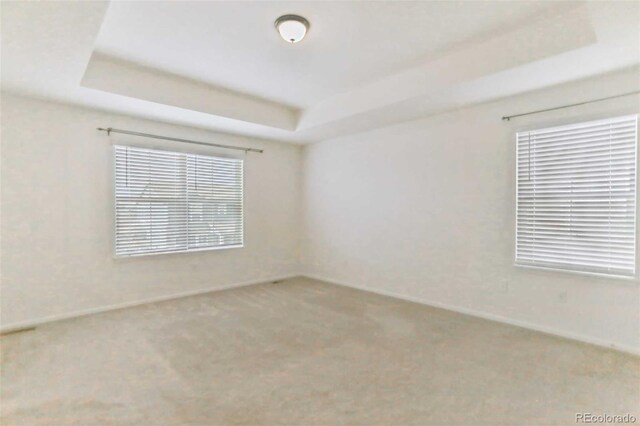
left=115, top=145, right=243, bottom=257
left=516, top=115, right=637, bottom=277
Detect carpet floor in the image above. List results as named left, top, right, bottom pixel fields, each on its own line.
left=1, top=277, right=638, bottom=425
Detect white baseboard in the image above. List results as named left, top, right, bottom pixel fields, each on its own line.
left=302, top=273, right=640, bottom=357
left=1, top=274, right=297, bottom=333
left=5, top=273, right=639, bottom=356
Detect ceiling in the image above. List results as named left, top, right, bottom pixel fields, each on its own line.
left=94, top=1, right=578, bottom=109
left=2, top=1, right=639, bottom=144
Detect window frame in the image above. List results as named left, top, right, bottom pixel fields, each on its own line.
left=112, top=145, right=245, bottom=258
left=514, top=114, right=638, bottom=279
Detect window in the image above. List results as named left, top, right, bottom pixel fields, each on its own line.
left=114, top=145, right=243, bottom=257
left=516, top=115, right=637, bottom=277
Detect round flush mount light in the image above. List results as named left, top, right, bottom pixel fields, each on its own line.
left=275, top=14, right=310, bottom=43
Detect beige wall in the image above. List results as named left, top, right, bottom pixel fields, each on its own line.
left=3, top=68, right=640, bottom=354
left=1, top=94, right=302, bottom=328
left=301, top=67, right=640, bottom=354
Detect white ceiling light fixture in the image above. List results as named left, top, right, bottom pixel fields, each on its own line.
left=275, top=14, right=310, bottom=43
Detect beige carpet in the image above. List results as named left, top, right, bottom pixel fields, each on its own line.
left=1, top=277, right=638, bottom=425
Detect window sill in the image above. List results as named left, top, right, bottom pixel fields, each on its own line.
left=514, top=263, right=637, bottom=281
left=114, top=244, right=244, bottom=260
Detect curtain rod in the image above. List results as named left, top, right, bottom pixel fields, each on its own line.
left=97, top=127, right=264, bottom=153
left=502, top=90, right=640, bottom=121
